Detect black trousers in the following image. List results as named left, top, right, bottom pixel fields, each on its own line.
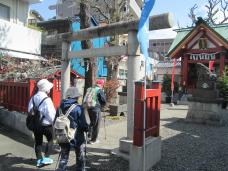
left=33, top=125, right=53, bottom=159
left=57, top=143, right=84, bottom=171
left=87, top=108, right=101, bottom=142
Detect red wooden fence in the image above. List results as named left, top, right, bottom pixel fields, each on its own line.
left=133, top=81, right=161, bottom=147
left=0, top=79, right=60, bottom=113
left=0, top=70, right=84, bottom=113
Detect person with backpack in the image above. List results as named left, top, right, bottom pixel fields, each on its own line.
left=55, top=87, right=88, bottom=171
left=27, top=79, right=56, bottom=167
left=84, top=79, right=106, bottom=144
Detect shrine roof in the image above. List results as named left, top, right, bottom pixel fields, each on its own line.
left=168, top=18, right=228, bottom=58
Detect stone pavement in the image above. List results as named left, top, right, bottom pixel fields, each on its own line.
left=0, top=104, right=188, bottom=171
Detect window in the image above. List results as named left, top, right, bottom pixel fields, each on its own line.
left=119, top=69, right=127, bottom=79
left=0, top=3, right=10, bottom=21
left=28, top=19, right=37, bottom=25
left=198, top=38, right=208, bottom=49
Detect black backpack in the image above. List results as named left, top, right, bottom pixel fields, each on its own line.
left=26, top=97, right=48, bottom=132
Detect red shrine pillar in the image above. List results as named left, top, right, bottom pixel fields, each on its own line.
left=181, top=54, right=188, bottom=89
left=220, top=53, right=225, bottom=76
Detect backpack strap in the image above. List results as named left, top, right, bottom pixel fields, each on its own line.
left=65, top=104, right=77, bottom=118
left=32, top=96, right=49, bottom=109
left=32, top=97, right=49, bottom=121
left=38, top=97, right=49, bottom=108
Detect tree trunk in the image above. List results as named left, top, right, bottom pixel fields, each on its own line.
left=106, top=57, right=119, bottom=103
left=79, top=2, right=97, bottom=96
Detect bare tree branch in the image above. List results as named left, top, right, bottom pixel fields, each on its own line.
left=220, top=0, right=228, bottom=23
left=188, top=4, right=198, bottom=26
left=205, top=0, right=220, bottom=24
left=91, top=5, right=110, bottom=21
left=104, top=0, right=112, bottom=9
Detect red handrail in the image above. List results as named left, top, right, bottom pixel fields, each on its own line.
left=133, top=81, right=161, bottom=147
left=0, top=79, right=61, bottom=113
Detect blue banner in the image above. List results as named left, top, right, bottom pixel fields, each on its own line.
left=137, top=0, right=156, bottom=70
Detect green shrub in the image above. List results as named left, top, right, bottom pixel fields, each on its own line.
left=162, top=74, right=179, bottom=96
left=218, top=66, right=228, bottom=100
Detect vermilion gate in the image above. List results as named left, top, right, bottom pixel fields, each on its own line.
left=133, top=81, right=161, bottom=146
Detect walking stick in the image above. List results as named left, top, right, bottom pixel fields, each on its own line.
left=103, top=111, right=107, bottom=140
left=83, top=132, right=88, bottom=171
left=54, top=151, right=61, bottom=171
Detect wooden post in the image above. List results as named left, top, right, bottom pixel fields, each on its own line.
left=133, top=81, right=145, bottom=146
left=220, top=53, right=225, bottom=76
left=182, top=54, right=188, bottom=90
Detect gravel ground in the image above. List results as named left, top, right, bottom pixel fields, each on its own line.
left=1, top=105, right=228, bottom=171
left=151, top=119, right=228, bottom=171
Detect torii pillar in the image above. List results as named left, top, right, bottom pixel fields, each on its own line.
left=58, top=13, right=173, bottom=170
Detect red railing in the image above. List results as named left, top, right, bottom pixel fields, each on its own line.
left=133, top=81, right=161, bottom=147
left=51, top=79, right=61, bottom=109
left=0, top=79, right=61, bottom=113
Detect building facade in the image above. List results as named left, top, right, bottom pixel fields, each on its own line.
left=0, top=0, right=41, bottom=25
left=28, top=9, right=44, bottom=25
left=148, top=38, right=174, bottom=61
left=0, top=0, right=43, bottom=60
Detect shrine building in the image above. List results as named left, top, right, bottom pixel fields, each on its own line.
left=168, top=18, right=228, bottom=90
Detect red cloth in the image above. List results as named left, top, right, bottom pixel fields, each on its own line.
left=209, top=61, right=215, bottom=71
left=171, top=59, right=177, bottom=91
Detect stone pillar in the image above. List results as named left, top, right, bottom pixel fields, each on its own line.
left=61, top=41, right=71, bottom=100
left=118, top=30, right=142, bottom=156
left=127, top=30, right=141, bottom=139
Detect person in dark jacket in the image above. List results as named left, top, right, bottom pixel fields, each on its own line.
left=86, top=79, right=106, bottom=144
left=56, top=87, right=88, bottom=171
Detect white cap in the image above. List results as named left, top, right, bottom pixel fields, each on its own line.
left=37, top=79, right=53, bottom=93
left=65, top=87, right=82, bottom=98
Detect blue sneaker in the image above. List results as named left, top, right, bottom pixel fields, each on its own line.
left=41, top=157, right=53, bottom=165
left=36, top=159, right=43, bottom=167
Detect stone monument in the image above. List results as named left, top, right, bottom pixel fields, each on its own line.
left=186, top=63, right=225, bottom=125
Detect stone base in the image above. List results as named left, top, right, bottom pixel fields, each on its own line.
left=111, top=148, right=129, bottom=161
left=187, top=101, right=224, bottom=125
left=130, top=137, right=161, bottom=171
left=177, top=100, right=189, bottom=105
left=111, top=137, right=133, bottom=161
left=119, top=137, right=133, bottom=154
left=109, top=104, right=127, bottom=116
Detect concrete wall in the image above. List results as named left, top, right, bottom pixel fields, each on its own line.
left=0, top=108, right=33, bottom=139
left=0, top=0, right=29, bottom=25
left=187, top=101, right=228, bottom=125
left=0, top=18, right=41, bottom=54
left=156, top=67, right=181, bottom=82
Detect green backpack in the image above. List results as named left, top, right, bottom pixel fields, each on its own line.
left=83, top=87, right=99, bottom=108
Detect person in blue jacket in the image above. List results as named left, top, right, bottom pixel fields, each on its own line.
left=56, top=87, right=88, bottom=171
